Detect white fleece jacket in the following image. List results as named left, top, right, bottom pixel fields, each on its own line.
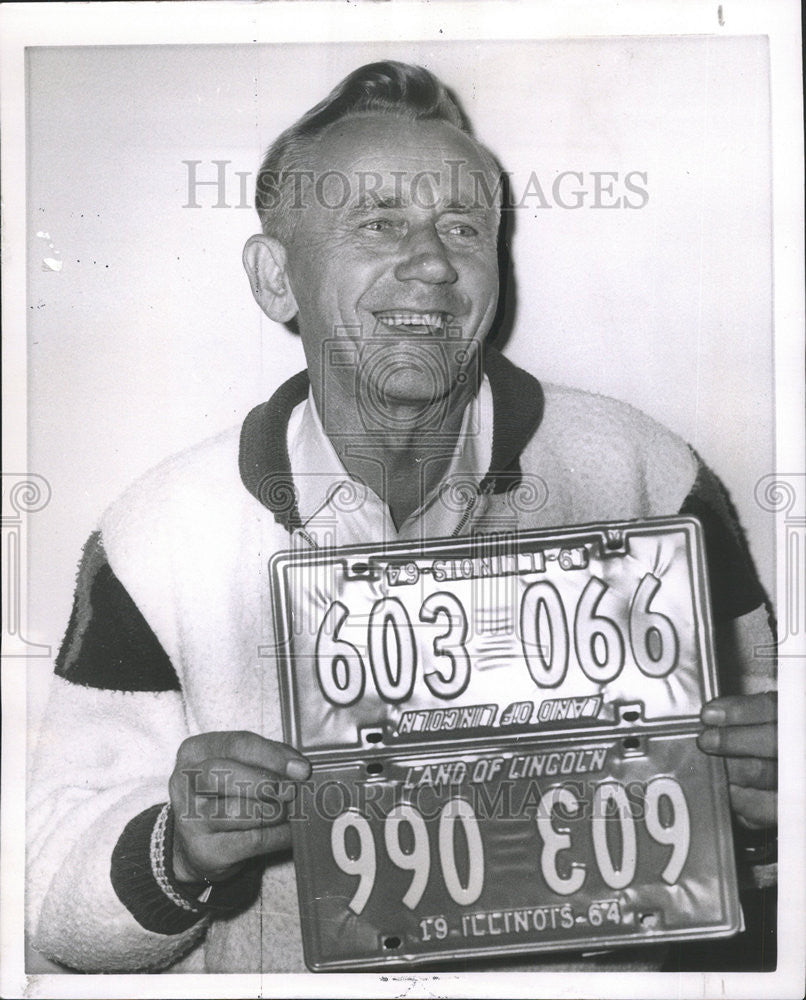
left=28, top=356, right=775, bottom=973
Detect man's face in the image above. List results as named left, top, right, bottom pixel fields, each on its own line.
left=281, top=115, right=500, bottom=421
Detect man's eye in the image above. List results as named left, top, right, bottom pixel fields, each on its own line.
left=361, top=219, right=397, bottom=232
left=445, top=222, right=479, bottom=237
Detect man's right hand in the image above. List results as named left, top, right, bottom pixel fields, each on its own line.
left=168, top=731, right=311, bottom=885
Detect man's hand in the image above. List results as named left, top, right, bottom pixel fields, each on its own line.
left=697, top=692, right=777, bottom=829
left=169, top=731, right=311, bottom=884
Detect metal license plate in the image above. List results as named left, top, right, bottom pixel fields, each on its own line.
left=270, top=519, right=740, bottom=969
left=291, top=731, right=741, bottom=970
left=271, top=518, right=718, bottom=751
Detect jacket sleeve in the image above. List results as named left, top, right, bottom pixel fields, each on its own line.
left=27, top=532, right=210, bottom=972
left=678, top=459, right=778, bottom=903
left=678, top=459, right=777, bottom=696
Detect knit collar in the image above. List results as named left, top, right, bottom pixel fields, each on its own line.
left=238, top=345, right=544, bottom=532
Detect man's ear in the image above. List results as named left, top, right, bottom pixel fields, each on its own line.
left=242, top=234, right=299, bottom=323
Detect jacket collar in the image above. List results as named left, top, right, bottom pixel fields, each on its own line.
left=239, top=345, right=544, bottom=532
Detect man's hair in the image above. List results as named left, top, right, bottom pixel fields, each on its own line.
left=254, top=60, right=500, bottom=243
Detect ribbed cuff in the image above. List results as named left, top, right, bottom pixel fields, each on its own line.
left=111, top=803, right=262, bottom=935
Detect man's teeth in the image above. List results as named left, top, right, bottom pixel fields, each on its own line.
left=376, top=312, right=450, bottom=328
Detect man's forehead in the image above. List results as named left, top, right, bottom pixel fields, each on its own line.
left=316, top=114, right=492, bottom=177
left=311, top=114, right=499, bottom=211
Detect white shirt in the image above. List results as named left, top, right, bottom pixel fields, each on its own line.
left=286, top=378, right=493, bottom=549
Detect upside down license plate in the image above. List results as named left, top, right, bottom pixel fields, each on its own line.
left=291, top=732, right=739, bottom=968
left=270, top=518, right=741, bottom=969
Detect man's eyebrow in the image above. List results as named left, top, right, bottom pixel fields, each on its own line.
left=343, top=195, right=493, bottom=221
left=442, top=200, right=498, bottom=219
left=346, top=195, right=406, bottom=216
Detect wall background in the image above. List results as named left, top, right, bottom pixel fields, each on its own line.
left=26, top=38, right=773, bottom=734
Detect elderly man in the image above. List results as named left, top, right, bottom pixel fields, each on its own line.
left=28, top=61, right=775, bottom=974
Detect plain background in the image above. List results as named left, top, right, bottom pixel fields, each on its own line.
left=26, top=37, right=773, bottom=736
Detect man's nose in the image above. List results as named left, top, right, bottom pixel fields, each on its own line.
left=394, top=224, right=458, bottom=284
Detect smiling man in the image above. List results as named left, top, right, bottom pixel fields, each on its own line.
left=243, top=110, right=501, bottom=531
left=28, top=61, right=776, bottom=975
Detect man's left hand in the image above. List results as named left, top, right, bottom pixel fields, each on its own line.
left=697, top=691, right=777, bottom=829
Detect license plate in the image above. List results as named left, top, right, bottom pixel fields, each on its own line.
left=290, top=732, right=739, bottom=968
left=270, top=518, right=741, bottom=969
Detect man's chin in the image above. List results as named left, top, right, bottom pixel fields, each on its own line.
left=354, top=363, right=478, bottom=433
left=366, top=376, right=452, bottom=408
left=347, top=334, right=481, bottom=431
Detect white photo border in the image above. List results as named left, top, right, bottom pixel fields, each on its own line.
left=2, top=2, right=803, bottom=998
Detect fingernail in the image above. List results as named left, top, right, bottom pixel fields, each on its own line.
left=285, top=758, right=310, bottom=781
left=698, top=729, right=718, bottom=751
left=701, top=705, right=725, bottom=725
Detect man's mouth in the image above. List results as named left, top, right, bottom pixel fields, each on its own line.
left=372, top=310, right=455, bottom=334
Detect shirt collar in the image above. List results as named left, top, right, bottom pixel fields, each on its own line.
left=286, top=380, right=493, bottom=544
left=238, top=345, right=545, bottom=534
